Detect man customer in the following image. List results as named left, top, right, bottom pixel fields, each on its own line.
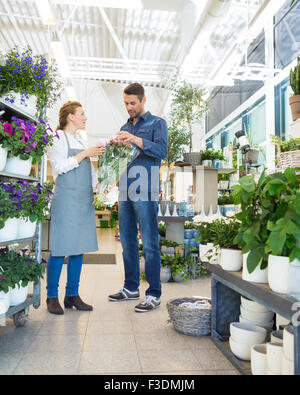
left=108, top=83, right=168, bottom=312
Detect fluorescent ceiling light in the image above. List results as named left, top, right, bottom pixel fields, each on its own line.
left=35, top=0, right=55, bottom=25
left=50, top=38, right=71, bottom=78
left=51, top=0, right=142, bottom=9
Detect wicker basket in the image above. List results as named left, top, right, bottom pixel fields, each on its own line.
left=276, top=150, right=300, bottom=169
left=167, top=297, right=211, bottom=337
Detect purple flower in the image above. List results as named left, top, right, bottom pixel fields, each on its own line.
left=3, top=123, right=13, bottom=135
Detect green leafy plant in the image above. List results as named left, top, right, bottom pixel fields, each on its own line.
left=208, top=218, right=240, bottom=250
left=290, top=56, right=300, bottom=96
left=0, top=46, right=62, bottom=115
left=170, top=253, right=190, bottom=281
left=0, top=248, right=45, bottom=289
left=201, top=149, right=215, bottom=161
left=271, top=135, right=300, bottom=153
left=218, top=194, right=234, bottom=206
left=158, top=222, right=166, bottom=237
left=0, top=186, right=19, bottom=229
left=169, top=78, right=208, bottom=152
left=218, top=173, right=230, bottom=181
left=164, top=122, right=189, bottom=165
left=233, top=168, right=300, bottom=273
left=196, top=222, right=215, bottom=244
left=160, top=239, right=179, bottom=248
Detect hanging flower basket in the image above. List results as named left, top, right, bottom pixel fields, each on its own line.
left=277, top=150, right=300, bottom=169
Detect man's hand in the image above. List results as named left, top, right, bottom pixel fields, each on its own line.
left=115, top=131, right=144, bottom=149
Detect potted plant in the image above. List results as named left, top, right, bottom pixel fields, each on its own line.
left=0, top=180, right=53, bottom=241
left=160, top=254, right=173, bottom=283
left=232, top=173, right=270, bottom=283
left=170, top=254, right=190, bottom=282
left=233, top=168, right=300, bottom=291
left=271, top=135, right=300, bottom=169
left=218, top=173, right=230, bottom=190
left=201, top=149, right=215, bottom=167
left=289, top=56, right=300, bottom=121
left=0, top=46, right=62, bottom=117
left=212, top=150, right=225, bottom=169
left=0, top=117, right=57, bottom=177
left=208, top=218, right=242, bottom=271
left=0, top=185, right=21, bottom=241
left=169, top=78, right=208, bottom=166
left=0, top=260, right=13, bottom=314
left=218, top=193, right=235, bottom=217
left=0, top=248, right=45, bottom=306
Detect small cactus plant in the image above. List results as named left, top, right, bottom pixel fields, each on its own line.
left=290, top=57, right=300, bottom=96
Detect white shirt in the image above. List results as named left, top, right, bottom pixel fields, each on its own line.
left=48, top=130, right=98, bottom=189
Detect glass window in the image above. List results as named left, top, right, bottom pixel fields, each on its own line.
left=274, top=0, right=300, bottom=69
left=275, top=77, right=293, bottom=140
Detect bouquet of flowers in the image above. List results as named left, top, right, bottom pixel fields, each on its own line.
left=95, top=137, right=138, bottom=206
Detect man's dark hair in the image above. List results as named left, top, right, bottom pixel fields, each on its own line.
left=124, top=83, right=145, bottom=102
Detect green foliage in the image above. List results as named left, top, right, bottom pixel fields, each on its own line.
left=169, top=78, right=208, bottom=152
left=207, top=218, right=240, bottom=249
left=201, top=149, right=215, bottom=161
left=218, top=194, right=234, bottom=205
left=271, top=135, right=300, bottom=153
left=164, top=122, right=189, bottom=165
left=160, top=239, right=179, bottom=248
left=158, top=222, right=166, bottom=237
left=218, top=173, right=230, bottom=181
left=233, top=168, right=300, bottom=272
left=0, top=248, right=45, bottom=290
left=0, top=46, right=62, bottom=115
left=290, top=56, right=300, bottom=96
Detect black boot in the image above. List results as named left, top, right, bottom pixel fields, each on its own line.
left=64, top=295, right=93, bottom=311
left=47, top=298, right=64, bottom=315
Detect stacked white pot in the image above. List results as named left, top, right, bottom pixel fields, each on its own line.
left=281, top=326, right=295, bottom=375
left=239, top=296, right=274, bottom=331
left=229, top=322, right=267, bottom=361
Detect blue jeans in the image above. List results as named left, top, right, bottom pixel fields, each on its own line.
left=46, top=254, right=83, bottom=298
left=118, top=198, right=161, bottom=298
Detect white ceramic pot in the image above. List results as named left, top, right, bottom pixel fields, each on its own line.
left=230, top=322, right=267, bottom=344
left=202, top=159, right=213, bottom=167
left=242, top=253, right=268, bottom=284
left=240, top=305, right=274, bottom=324
left=9, top=281, right=29, bottom=306
left=0, top=289, right=10, bottom=314
left=0, top=145, right=8, bottom=171
left=239, top=315, right=274, bottom=330
left=283, top=326, right=294, bottom=361
left=1, top=91, right=37, bottom=116
left=4, top=155, right=32, bottom=177
left=160, top=266, right=171, bottom=283
left=17, top=218, right=37, bottom=239
left=281, top=353, right=295, bottom=375
left=220, top=248, right=242, bottom=272
left=219, top=180, right=229, bottom=190
left=229, top=336, right=252, bottom=361
left=266, top=342, right=283, bottom=374
left=240, top=296, right=270, bottom=313
left=268, top=255, right=290, bottom=294
left=271, top=330, right=283, bottom=345
left=172, top=271, right=186, bottom=282
left=0, top=218, right=19, bottom=242
left=251, top=344, right=267, bottom=375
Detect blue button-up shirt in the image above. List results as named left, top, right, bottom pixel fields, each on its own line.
left=119, top=111, right=168, bottom=199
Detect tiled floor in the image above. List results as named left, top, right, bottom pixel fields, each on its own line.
left=0, top=228, right=239, bottom=375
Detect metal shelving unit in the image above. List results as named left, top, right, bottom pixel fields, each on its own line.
left=0, top=100, right=45, bottom=327
left=204, top=262, right=300, bottom=375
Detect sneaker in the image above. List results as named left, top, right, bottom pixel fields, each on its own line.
left=135, top=295, right=161, bottom=313
left=108, top=287, right=139, bottom=302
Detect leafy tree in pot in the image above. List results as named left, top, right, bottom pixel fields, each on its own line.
left=169, top=78, right=208, bottom=154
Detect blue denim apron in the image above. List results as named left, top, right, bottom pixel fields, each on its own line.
left=50, top=132, right=98, bottom=256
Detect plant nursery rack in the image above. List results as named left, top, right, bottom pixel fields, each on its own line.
left=204, top=262, right=300, bottom=375
left=0, top=100, right=44, bottom=327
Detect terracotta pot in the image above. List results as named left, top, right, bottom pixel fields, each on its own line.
left=289, top=95, right=300, bottom=121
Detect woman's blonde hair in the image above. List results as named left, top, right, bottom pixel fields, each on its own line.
left=56, top=101, right=82, bottom=131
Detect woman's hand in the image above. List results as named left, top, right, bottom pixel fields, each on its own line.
left=74, top=145, right=106, bottom=164
left=85, top=145, right=106, bottom=158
